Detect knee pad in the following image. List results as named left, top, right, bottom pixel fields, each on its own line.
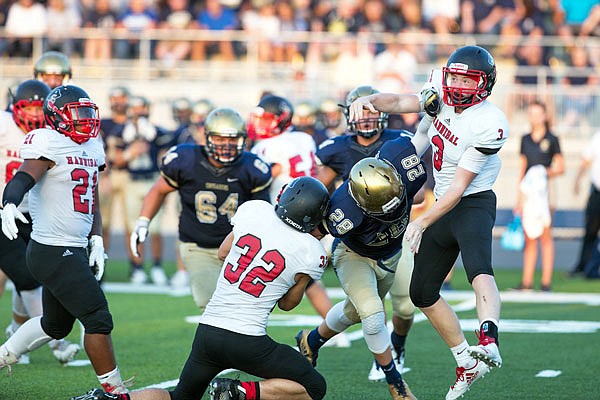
left=325, top=301, right=355, bottom=333
left=304, top=370, right=327, bottom=400
left=80, top=309, right=114, bottom=335
left=362, top=311, right=390, bottom=354
left=390, top=294, right=415, bottom=320
left=362, top=311, right=385, bottom=335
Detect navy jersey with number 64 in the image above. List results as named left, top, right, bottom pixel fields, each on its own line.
left=161, top=144, right=272, bottom=248
left=325, top=137, right=426, bottom=260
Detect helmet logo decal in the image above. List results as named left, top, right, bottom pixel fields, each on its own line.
left=448, top=62, right=468, bottom=72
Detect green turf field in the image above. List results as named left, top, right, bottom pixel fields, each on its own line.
left=0, top=262, right=598, bottom=399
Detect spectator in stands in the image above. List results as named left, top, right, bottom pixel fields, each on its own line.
left=421, top=0, right=461, bottom=58
left=460, top=0, right=516, bottom=35
left=192, top=0, right=237, bottom=61
left=5, top=0, right=48, bottom=57
left=0, top=1, right=12, bottom=57
left=514, top=101, right=564, bottom=291
left=82, top=0, right=118, bottom=61
left=44, top=0, right=82, bottom=56
left=509, top=39, right=552, bottom=116
left=357, top=0, right=397, bottom=55
left=374, top=35, right=418, bottom=95
left=114, top=0, right=158, bottom=59
left=556, top=0, right=600, bottom=38
left=571, top=130, right=600, bottom=277
left=154, top=0, right=196, bottom=71
left=273, top=0, right=307, bottom=63
left=240, top=0, right=280, bottom=62
left=559, top=46, right=598, bottom=129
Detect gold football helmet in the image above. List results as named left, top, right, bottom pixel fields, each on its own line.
left=204, top=107, right=247, bottom=165
left=348, top=157, right=405, bottom=218
left=344, top=86, right=388, bottom=138
left=34, top=51, right=72, bottom=89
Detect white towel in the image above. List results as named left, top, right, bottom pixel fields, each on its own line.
left=520, top=165, right=551, bottom=239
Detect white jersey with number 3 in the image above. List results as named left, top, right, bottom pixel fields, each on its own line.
left=0, top=111, right=31, bottom=213
left=423, top=69, right=509, bottom=199
left=20, top=128, right=105, bottom=247
left=251, top=130, right=317, bottom=203
left=200, top=200, right=326, bottom=336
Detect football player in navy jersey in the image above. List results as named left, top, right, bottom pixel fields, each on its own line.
left=349, top=45, right=507, bottom=400
left=316, top=86, right=412, bottom=190
left=297, top=137, right=426, bottom=400
left=130, top=107, right=272, bottom=311
left=316, top=85, right=418, bottom=381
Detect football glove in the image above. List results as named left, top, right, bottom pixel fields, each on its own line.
left=419, top=88, right=440, bottom=118
left=1, top=203, right=28, bottom=240
left=130, top=217, right=150, bottom=258
left=88, top=235, right=107, bottom=281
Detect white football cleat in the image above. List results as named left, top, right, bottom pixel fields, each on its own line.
left=150, top=267, right=168, bottom=286
left=0, top=345, right=19, bottom=371
left=130, top=269, right=148, bottom=284
left=49, top=339, right=80, bottom=364
left=170, top=269, right=189, bottom=289
left=323, top=331, right=351, bottom=348
left=446, top=359, right=490, bottom=400
left=468, top=330, right=502, bottom=368
left=5, top=324, right=29, bottom=365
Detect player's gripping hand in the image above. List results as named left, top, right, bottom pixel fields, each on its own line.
left=348, top=96, right=377, bottom=122
left=88, top=235, right=107, bottom=281
left=130, top=217, right=150, bottom=258
left=419, top=88, right=440, bottom=118
left=1, top=203, right=28, bottom=240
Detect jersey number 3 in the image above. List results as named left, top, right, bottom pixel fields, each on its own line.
left=224, top=233, right=286, bottom=297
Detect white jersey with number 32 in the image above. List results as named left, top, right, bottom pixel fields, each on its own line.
left=20, top=128, right=105, bottom=247
left=251, top=130, right=317, bottom=203
left=200, top=200, right=327, bottom=336
left=423, top=69, right=509, bottom=199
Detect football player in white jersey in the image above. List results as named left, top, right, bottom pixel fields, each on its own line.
left=349, top=45, right=508, bottom=399
left=0, top=85, right=130, bottom=394
left=71, top=176, right=330, bottom=400
left=248, top=94, right=347, bottom=348
left=0, top=79, right=81, bottom=365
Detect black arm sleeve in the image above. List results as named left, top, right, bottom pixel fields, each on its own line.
left=2, top=171, right=36, bottom=207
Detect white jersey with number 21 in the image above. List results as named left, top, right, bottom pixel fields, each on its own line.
left=20, top=128, right=105, bottom=247
left=200, top=200, right=327, bottom=336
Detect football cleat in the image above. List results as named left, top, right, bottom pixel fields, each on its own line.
left=48, top=339, right=80, bottom=364
left=150, top=266, right=168, bottom=286
left=445, top=359, right=490, bottom=400
left=5, top=324, right=30, bottom=365
left=101, top=375, right=135, bottom=394
left=70, top=388, right=119, bottom=400
left=388, top=380, right=417, bottom=400
left=170, top=269, right=190, bottom=288
left=130, top=268, right=148, bottom=284
left=209, top=378, right=246, bottom=400
left=368, top=348, right=405, bottom=381
left=295, top=329, right=318, bottom=367
left=468, top=330, right=502, bottom=368
left=322, top=331, right=351, bottom=348
left=0, top=345, right=19, bottom=372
